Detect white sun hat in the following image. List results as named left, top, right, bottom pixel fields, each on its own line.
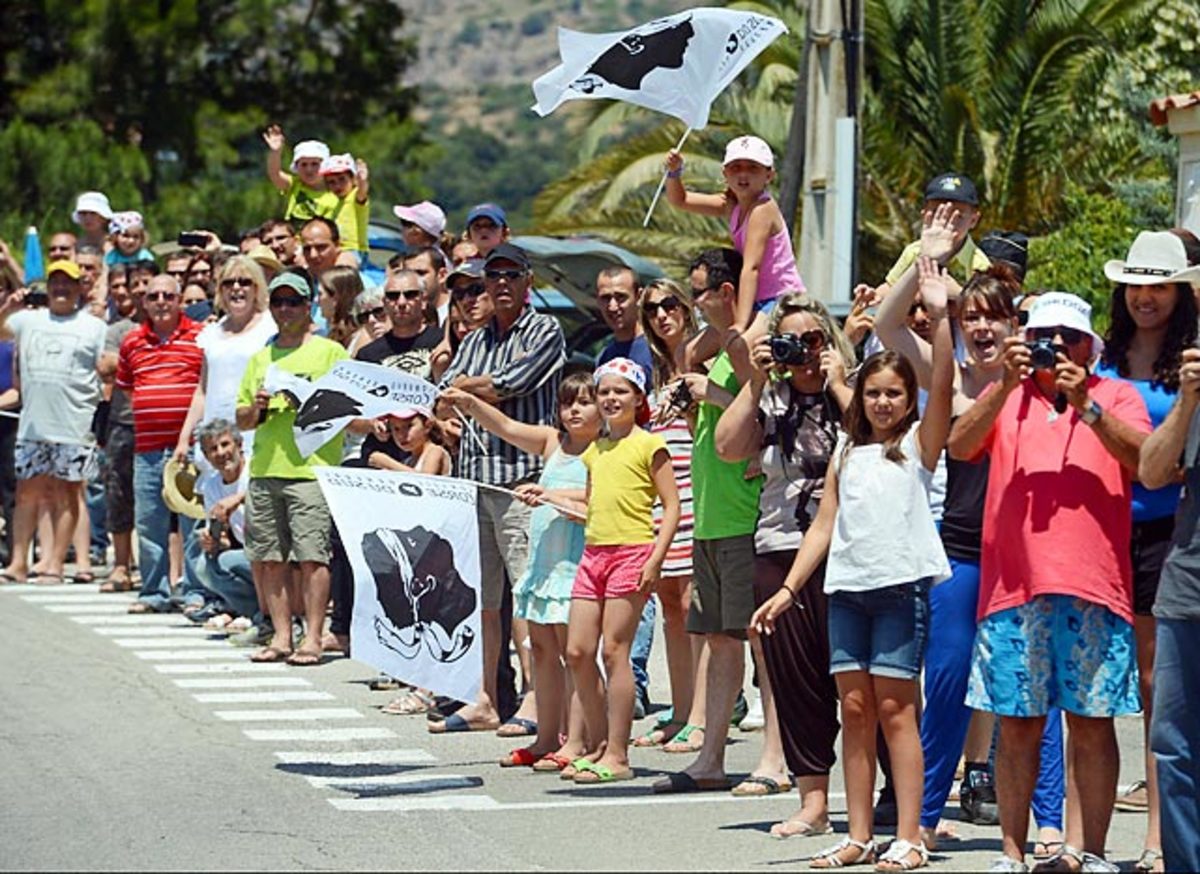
left=72, top=191, right=114, bottom=223
left=1024, top=291, right=1104, bottom=356
left=1104, top=231, right=1200, bottom=287
left=290, top=140, right=331, bottom=172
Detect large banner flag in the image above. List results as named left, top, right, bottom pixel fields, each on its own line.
left=316, top=468, right=482, bottom=704
left=263, top=360, right=438, bottom=458
left=531, top=7, right=787, bottom=129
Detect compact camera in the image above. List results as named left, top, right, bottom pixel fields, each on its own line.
left=770, top=333, right=814, bottom=366
left=1028, top=338, right=1060, bottom=371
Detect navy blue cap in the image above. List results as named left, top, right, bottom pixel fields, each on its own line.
left=924, top=173, right=979, bottom=207
left=466, top=203, right=507, bottom=227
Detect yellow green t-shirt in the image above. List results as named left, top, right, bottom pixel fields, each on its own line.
left=237, top=336, right=349, bottom=480
left=581, top=426, right=668, bottom=546
left=283, top=177, right=340, bottom=223
left=884, top=237, right=991, bottom=286
left=330, top=188, right=370, bottom=254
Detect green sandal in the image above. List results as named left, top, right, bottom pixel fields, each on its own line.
left=632, top=720, right=688, bottom=748
left=662, top=724, right=704, bottom=754
left=573, top=761, right=634, bottom=784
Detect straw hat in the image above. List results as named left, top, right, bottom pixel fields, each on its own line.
left=161, top=458, right=206, bottom=520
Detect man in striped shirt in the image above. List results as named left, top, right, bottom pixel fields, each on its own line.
left=433, top=242, right=565, bottom=732
left=116, top=274, right=204, bottom=614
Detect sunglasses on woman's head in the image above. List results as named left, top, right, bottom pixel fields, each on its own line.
left=1029, top=326, right=1087, bottom=345
left=451, top=283, right=486, bottom=300
left=643, top=295, right=682, bottom=316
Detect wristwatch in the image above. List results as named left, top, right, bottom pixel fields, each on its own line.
left=1080, top=398, right=1102, bottom=426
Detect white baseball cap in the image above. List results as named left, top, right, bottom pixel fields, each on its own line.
left=393, top=201, right=447, bottom=238
left=290, top=140, right=331, bottom=172
left=319, top=153, right=355, bottom=176
left=1103, top=231, right=1200, bottom=288
left=1024, top=292, right=1104, bottom=356
left=723, top=135, right=774, bottom=169
left=72, top=191, right=114, bottom=223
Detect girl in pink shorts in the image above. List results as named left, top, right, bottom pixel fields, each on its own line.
left=565, top=357, right=680, bottom=784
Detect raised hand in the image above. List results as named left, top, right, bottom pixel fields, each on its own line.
left=916, top=255, right=951, bottom=319
left=262, top=124, right=285, bottom=152
left=665, top=149, right=684, bottom=174
left=919, top=201, right=967, bottom=264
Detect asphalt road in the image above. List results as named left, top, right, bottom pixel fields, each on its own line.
left=0, top=582, right=1150, bottom=871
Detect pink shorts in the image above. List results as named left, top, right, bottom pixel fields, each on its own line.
left=572, top=543, right=655, bottom=601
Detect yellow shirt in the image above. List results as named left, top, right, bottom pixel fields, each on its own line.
left=581, top=427, right=668, bottom=546
left=884, top=237, right=990, bottom=286
left=283, top=177, right=340, bottom=223
left=331, top=188, right=370, bottom=253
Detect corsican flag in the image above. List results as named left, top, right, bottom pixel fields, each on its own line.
left=531, top=7, right=787, bottom=129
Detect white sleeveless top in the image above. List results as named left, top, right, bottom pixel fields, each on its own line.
left=825, top=424, right=951, bottom=593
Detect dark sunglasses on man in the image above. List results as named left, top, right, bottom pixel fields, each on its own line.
left=451, top=283, right=486, bottom=300
left=485, top=268, right=526, bottom=282
left=384, top=288, right=422, bottom=302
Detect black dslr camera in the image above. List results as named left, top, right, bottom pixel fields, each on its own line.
left=1028, top=338, right=1059, bottom=371
left=770, top=332, right=814, bottom=366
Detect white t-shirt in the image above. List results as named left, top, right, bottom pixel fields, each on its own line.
left=9, top=308, right=106, bottom=444
left=196, top=313, right=277, bottom=426
left=825, top=424, right=951, bottom=593
left=196, top=463, right=250, bottom=544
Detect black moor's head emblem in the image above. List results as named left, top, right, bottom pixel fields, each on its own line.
left=570, top=16, right=695, bottom=93
left=362, top=526, right=476, bottom=663
left=294, top=389, right=363, bottom=432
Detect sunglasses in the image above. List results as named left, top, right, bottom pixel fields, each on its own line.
left=691, top=285, right=719, bottom=300
left=485, top=268, right=526, bottom=282
left=143, top=291, right=179, bottom=303
left=451, top=283, right=486, bottom=300
left=166, top=269, right=189, bottom=279
left=1029, top=326, right=1088, bottom=345
left=794, top=329, right=827, bottom=347
left=220, top=277, right=255, bottom=290
left=269, top=295, right=308, bottom=309
left=384, top=288, right=423, bottom=302
left=357, top=306, right=387, bottom=325
left=644, top=295, right=682, bottom=316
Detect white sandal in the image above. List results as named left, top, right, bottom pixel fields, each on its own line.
left=810, top=837, right=877, bottom=868
left=874, top=839, right=929, bottom=871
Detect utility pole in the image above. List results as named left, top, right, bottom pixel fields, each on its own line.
left=793, top=0, right=864, bottom=309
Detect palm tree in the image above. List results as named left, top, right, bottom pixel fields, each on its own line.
left=532, top=0, right=1161, bottom=281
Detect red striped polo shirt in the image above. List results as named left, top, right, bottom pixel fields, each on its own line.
left=115, top=317, right=204, bottom=453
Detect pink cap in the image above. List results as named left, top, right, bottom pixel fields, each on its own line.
left=108, top=210, right=144, bottom=235
left=383, top=404, right=433, bottom=420
left=392, top=201, right=446, bottom=238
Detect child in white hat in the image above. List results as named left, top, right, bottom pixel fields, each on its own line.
left=261, top=124, right=340, bottom=223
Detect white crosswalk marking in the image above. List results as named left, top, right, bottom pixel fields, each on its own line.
left=94, top=625, right=213, bottom=636
left=134, top=649, right=251, bottom=661
left=71, top=614, right=189, bottom=625
left=173, top=677, right=313, bottom=689
left=274, top=749, right=436, bottom=766
left=243, top=728, right=396, bottom=742
left=327, top=796, right=500, bottom=812
left=20, top=594, right=136, bottom=604
left=306, top=772, right=474, bottom=790
left=155, top=662, right=288, bottom=674
left=0, top=583, right=102, bottom=593
left=214, top=707, right=363, bottom=722
left=113, top=637, right=229, bottom=648
left=192, top=691, right=335, bottom=704
left=44, top=603, right=130, bottom=613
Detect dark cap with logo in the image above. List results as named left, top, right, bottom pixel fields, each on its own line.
left=924, top=173, right=979, bottom=207
left=979, top=230, right=1029, bottom=280
left=484, top=243, right=531, bottom=272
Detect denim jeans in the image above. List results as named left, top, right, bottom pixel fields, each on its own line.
left=631, top=597, right=656, bottom=701
left=133, top=449, right=200, bottom=610
left=85, top=461, right=108, bottom=556
left=199, top=548, right=258, bottom=619
left=1151, top=617, right=1200, bottom=872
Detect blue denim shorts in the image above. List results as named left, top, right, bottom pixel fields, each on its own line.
left=967, top=594, right=1140, bottom=718
left=827, top=580, right=930, bottom=679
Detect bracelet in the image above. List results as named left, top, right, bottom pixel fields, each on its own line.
left=666, top=167, right=683, bottom=179
left=787, top=586, right=806, bottom=610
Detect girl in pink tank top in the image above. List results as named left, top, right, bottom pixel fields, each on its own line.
left=664, top=134, right=805, bottom=371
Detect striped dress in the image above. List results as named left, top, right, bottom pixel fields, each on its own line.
left=650, top=388, right=695, bottom=577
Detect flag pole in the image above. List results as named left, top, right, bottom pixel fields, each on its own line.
left=642, top=127, right=693, bottom=228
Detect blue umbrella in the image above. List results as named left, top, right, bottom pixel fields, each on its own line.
left=23, top=226, right=44, bottom=284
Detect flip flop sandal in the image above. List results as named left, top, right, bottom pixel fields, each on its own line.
left=651, top=772, right=731, bottom=794
left=662, top=724, right=705, bottom=753
left=499, top=747, right=540, bottom=768
left=1033, top=841, right=1065, bottom=862
left=0, top=572, right=25, bottom=585
left=532, top=752, right=573, bottom=773
left=731, top=775, right=793, bottom=797
left=560, top=757, right=592, bottom=780
left=573, top=762, right=634, bottom=784
left=427, top=713, right=500, bottom=734
left=496, top=717, right=537, bottom=738
left=99, top=577, right=135, bottom=593
left=71, top=571, right=98, bottom=584
left=250, top=645, right=292, bottom=663
left=632, top=721, right=688, bottom=748
left=287, top=649, right=323, bottom=667
left=126, top=601, right=160, bottom=614
left=33, top=574, right=65, bottom=586
left=769, top=817, right=833, bottom=840
left=381, top=689, right=437, bottom=716
left=1135, top=848, right=1163, bottom=873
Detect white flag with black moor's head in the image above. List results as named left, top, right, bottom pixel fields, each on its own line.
left=263, top=359, right=439, bottom=459
left=316, top=468, right=483, bottom=704
left=531, top=7, right=787, bottom=129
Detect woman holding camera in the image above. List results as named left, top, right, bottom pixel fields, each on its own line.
left=713, top=292, right=853, bottom=837
left=1095, top=231, right=1198, bottom=874
left=875, top=220, right=1066, bottom=854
